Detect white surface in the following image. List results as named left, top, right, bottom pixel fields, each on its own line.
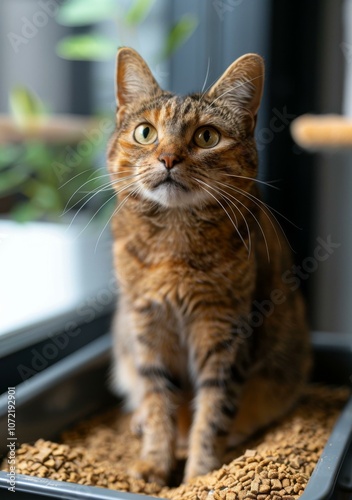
left=0, top=219, right=113, bottom=337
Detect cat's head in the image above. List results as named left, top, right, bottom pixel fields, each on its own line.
left=108, top=47, right=264, bottom=209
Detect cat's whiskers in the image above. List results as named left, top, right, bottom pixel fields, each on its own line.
left=66, top=179, right=137, bottom=232
left=94, top=184, right=142, bottom=253
left=201, top=180, right=253, bottom=258
left=217, top=180, right=295, bottom=251
left=62, top=173, right=141, bottom=215
left=220, top=172, right=281, bottom=191
left=59, top=167, right=108, bottom=190
left=197, top=177, right=240, bottom=226
left=233, top=183, right=300, bottom=231
left=211, top=179, right=270, bottom=261
left=199, top=76, right=221, bottom=104
left=195, top=177, right=256, bottom=257
left=73, top=190, right=118, bottom=241
left=64, top=180, right=117, bottom=213
left=75, top=175, right=127, bottom=195
left=79, top=187, right=113, bottom=194
left=201, top=57, right=211, bottom=94
left=64, top=168, right=137, bottom=193
left=112, top=168, right=141, bottom=173
left=62, top=172, right=117, bottom=213
left=62, top=179, right=113, bottom=216
left=78, top=173, right=140, bottom=194
left=192, top=177, right=249, bottom=253
left=111, top=173, right=142, bottom=185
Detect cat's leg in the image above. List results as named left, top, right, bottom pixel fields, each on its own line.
left=228, top=375, right=302, bottom=447
left=184, top=315, right=251, bottom=482
left=124, top=303, right=181, bottom=485
left=229, top=320, right=311, bottom=446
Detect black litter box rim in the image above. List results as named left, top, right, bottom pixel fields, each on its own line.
left=299, top=395, right=352, bottom=500
left=0, top=473, right=161, bottom=500
left=1, top=397, right=352, bottom=499
left=0, top=331, right=351, bottom=500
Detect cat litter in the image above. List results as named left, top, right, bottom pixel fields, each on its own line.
left=1, top=385, right=349, bottom=500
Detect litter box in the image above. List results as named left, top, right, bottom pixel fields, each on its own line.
left=0, top=309, right=351, bottom=500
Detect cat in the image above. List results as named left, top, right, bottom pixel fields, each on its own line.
left=107, top=47, right=311, bottom=485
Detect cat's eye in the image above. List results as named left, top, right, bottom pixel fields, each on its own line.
left=134, top=123, right=158, bottom=145
left=193, top=126, right=220, bottom=148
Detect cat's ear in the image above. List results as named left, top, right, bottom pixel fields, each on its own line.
left=115, top=47, right=161, bottom=109
left=207, top=54, right=264, bottom=129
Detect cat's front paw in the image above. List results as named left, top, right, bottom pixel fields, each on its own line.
left=183, top=455, right=220, bottom=483
left=129, top=459, right=168, bottom=486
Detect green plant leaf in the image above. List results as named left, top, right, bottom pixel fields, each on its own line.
left=9, top=87, right=45, bottom=128
left=0, top=145, right=21, bottom=169
left=24, top=142, right=53, bottom=171
left=26, top=182, right=62, bottom=211
left=161, top=14, right=198, bottom=60
left=11, top=202, right=45, bottom=223
left=125, top=0, right=155, bottom=26
left=0, top=168, right=29, bottom=194
left=56, top=35, right=117, bottom=61
left=57, top=0, right=117, bottom=26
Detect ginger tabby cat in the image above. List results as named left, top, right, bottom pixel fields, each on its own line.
left=107, top=47, right=311, bottom=485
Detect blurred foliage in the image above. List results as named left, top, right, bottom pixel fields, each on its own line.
left=56, top=0, right=198, bottom=62
left=10, top=87, right=47, bottom=129
left=57, top=35, right=116, bottom=61
left=0, top=88, right=113, bottom=223
left=1, top=0, right=198, bottom=223
left=57, top=0, right=118, bottom=26
left=161, top=14, right=198, bottom=60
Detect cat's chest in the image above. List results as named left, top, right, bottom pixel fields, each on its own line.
left=116, top=231, right=249, bottom=308
left=116, top=213, right=213, bottom=266
left=114, top=208, right=254, bottom=310
left=116, top=222, right=227, bottom=283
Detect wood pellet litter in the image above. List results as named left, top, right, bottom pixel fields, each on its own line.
left=2, top=385, right=350, bottom=500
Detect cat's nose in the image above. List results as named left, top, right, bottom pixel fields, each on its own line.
left=158, top=153, right=180, bottom=170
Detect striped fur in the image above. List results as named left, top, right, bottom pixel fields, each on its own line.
left=108, top=48, right=311, bottom=484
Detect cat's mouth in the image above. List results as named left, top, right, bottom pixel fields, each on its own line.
left=153, top=175, right=189, bottom=192
left=142, top=171, right=206, bottom=207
